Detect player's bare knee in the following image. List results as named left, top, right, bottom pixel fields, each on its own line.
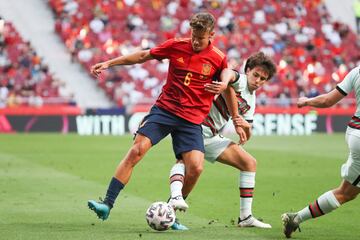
left=343, top=192, right=358, bottom=202
left=334, top=187, right=358, bottom=203
left=241, top=157, right=257, bottom=171
left=127, top=143, right=147, bottom=163
left=187, top=165, right=203, bottom=178
left=248, top=158, right=257, bottom=170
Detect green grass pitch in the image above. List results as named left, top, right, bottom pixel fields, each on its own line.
left=0, top=133, right=359, bottom=240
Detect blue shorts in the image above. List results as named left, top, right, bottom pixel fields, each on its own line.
left=137, top=105, right=204, bottom=159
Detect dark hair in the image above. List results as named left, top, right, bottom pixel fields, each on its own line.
left=190, top=12, right=215, bottom=32
left=244, top=52, right=277, bottom=80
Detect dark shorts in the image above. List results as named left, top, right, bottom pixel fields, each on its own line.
left=137, top=105, right=204, bottom=159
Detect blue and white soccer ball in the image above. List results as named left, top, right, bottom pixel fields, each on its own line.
left=145, top=201, right=176, bottom=231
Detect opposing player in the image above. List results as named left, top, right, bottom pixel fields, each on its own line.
left=168, top=52, right=277, bottom=230
left=87, top=12, right=233, bottom=221
left=282, top=66, right=360, bottom=238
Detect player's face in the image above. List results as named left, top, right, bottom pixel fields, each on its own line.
left=246, top=66, right=269, bottom=92
left=190, top=29, right=214, bottom=52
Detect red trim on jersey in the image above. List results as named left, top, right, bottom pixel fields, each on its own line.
left=202, top=115, right=218, bottom=135
left=348, top=116, right=360, bottom=129
left=236, top=92, right=251, bottom=115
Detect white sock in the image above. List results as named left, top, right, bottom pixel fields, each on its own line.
left=239, top=171, right=256, bottom=219
left=296, top=190, right=340, bottom=223
left=169, top=163, right=185, bottom=198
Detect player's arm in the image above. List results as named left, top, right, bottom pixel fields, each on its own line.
left=204, top=66, right=234, bottom=94
left=297, top=88, right=345, bottom=108
left=221, top=68, right=252, bottom=128
left=91, top=50, right=154, bottom=77
left=223, top=86, right=248, bottom=144
left=220, top=69, right=239, bottom=119
left=220, top=69, right=250, bottom=144
left=233, top=117, right=252, bottom=139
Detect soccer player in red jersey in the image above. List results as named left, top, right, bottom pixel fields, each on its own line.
left=88, top=12, right=232, bottom=221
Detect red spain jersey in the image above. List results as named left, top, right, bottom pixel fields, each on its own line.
left=150, top=38, right=227, bottom=124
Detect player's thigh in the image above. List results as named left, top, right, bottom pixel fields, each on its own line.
left=347, top=129, right=360, bottom=160
left=203, top=134, right=232, bottom=163
left=136, top=106, right=175, bottom=145
left=217, top=142, right=256, bottom=171
left=171, top=122, right=204, bottom=160
left=342, top=128, right=360, bottom=187
left=132, top=133, right=153, bottom=156
left=182, top=150, right=204, bottom=176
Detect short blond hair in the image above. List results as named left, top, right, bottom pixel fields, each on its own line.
left=189, top=12, right=215, bottom=32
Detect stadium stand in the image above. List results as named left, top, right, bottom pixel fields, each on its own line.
left=48, top=0, right=359, bottom=108
left=0, top=16, right=73, bottom=107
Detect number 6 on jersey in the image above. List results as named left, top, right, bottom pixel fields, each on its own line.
left=184, top=72, right=192, bottom=86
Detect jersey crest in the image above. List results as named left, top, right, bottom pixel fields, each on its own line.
left=202, top=64, right=212, bottom=76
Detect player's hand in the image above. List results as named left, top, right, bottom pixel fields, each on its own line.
left=204, top=81, right=227, bottom=94
left=233, top=116, right=251, bottom=141
left=232, top=116, right=250, bottom=129
left=235, top=125, right=247, bottom=145
left=90, top=61, right=110, bottom=77
left=297, top=97, right=308, bottom=108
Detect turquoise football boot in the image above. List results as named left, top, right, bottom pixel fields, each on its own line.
left=88, top=199, right=110, bottom=220
left=171, top=218, right=189, bottom=230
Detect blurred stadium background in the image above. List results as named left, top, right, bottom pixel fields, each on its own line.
left=0, top=0, right=359, bottom=134
left=1, top=1, right=360, bottom=240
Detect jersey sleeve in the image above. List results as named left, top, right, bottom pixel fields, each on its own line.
left=149, top=39, right=174, bottom=60
left=220, top=56, right=228, bottom=79
left=230, top=70, right=240, bottom=87
left=221, top=56, right=228, bottom=70
left=337, top=67, right=359, bottom=95
left=213, top=56, right=228, bottom=82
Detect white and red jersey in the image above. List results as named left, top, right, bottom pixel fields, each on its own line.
left=337, top=66, right=360, bottom=129
left=202, top=71, right=255, bottom=137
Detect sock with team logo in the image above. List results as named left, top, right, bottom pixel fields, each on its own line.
left=239, top=171, right=256, bottom=219
left=296, top=190, right=340, bottom=223
left=169, top=163, right=185, bottom=199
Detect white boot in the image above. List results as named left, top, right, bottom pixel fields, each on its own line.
left=238, top=215, right=272, bottom=228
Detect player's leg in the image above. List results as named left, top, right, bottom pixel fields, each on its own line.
left=283, top=132, right=360, bottom=232
left=169, top=123, right=204, bottom=230
left=88, top=134, right=153, bottom=220
left=169, top=150, right=204, bottom=231
left=88, top=106, right=172, bottom=220
left=168, top=160, right=188, bottom=211
left=281, top=181, right=354, bottom=239
left=181, top=150, right=204, bottom=198
left=282, top=128, right=360, bottom=238
left=216, top=141, right=271, bottom=228
left=170, top=122, right=205, bottom=202
left=114, top=134, right=152, bottom=184
left=168, top=151, right=204, bottom=210
left=289, top=180, right=360, bottom=225
left=168, top=159, right=189, bottom=231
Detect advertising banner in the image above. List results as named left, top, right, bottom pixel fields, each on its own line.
left=0, top=107, right=353, bottom=135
